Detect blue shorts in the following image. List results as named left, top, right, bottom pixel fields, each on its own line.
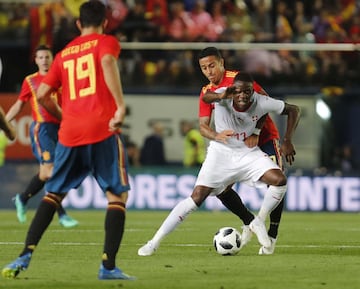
left=30, top=122, right=59, bottom=164
left=45, top=134, right=130, bottom=196
left=259, top=139, right=283, bottom=170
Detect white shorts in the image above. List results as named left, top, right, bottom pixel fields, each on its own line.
left=195, top=141, right=280, bottom=196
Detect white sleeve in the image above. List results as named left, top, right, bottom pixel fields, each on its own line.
left=258, top=95, right=285, bottom=115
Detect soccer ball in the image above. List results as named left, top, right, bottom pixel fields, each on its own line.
left=213, top=227, right=241, bottom=256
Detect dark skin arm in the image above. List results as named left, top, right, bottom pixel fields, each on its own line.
left=244, top=114, right=267, bottom=148
left=199, top=115, right=234, bottom=144
left=202, top=89, right=227, bottom=103
left=201, top=88, right=268, bottom=148
left=201, top=89, right=235, bottom=143
left=280, top=103, right=301, bottom=165
left=220, top=85, right=301, bottom=164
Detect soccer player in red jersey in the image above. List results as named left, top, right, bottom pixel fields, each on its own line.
left=2, top=1, right=135, bottom=280
left=197, top=47, right=288, bottom=255
left=5, top=45, right=78, bottom=228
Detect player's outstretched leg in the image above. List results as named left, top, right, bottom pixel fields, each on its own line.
left=138, top=197, right=198, bottom=256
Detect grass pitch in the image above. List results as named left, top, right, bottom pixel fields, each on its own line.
left=0, top=209, right=359, bottom=289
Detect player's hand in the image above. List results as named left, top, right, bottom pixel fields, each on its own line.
left=215, top=130, right=234, bottom=144
left=109, top=108, right=124, bottom=132
left=224, top=86, right=237, bottom=99
left=280, top=139, right=296, bottom=165
left=244, top=134, right=259, bottom=148
left=5, top=124, right=16, bottom=141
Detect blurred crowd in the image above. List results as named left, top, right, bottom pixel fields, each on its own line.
left=0, top=0, right=360, bottom=90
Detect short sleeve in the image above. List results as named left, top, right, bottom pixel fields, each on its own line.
left=99, top=35, right=121, bottom=59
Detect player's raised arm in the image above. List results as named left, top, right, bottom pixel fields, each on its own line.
left=202, top=89, right=225, bottom=103
left=202, top=86, right=238, bottom=104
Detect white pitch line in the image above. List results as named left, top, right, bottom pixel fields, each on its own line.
left=1, top=242, right=360, bottom=248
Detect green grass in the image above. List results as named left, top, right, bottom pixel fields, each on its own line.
left=0, top=210, right=359, bottom=289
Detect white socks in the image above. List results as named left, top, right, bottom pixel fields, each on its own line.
left=258, top=185, right=287, bottom=221
left=151, top=197, right=198, bottom=246
left=149, top=185, right=286, bottom=248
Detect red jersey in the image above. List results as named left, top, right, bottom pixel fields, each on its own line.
left=199, top=70, right=279, bottom=145
left=42, top=33, right=121, bottom=146
left=19, top=72, right=60, bottom=124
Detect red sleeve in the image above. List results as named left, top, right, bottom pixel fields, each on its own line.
left=259, top=115, right=280, bottom=145
left=18, top=78, right=31, bottom=102
left=198, top=86, right=213, bottom=117
left=99, top=35, right=121, bottom=59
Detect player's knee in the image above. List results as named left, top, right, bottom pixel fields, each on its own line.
left=270, top=170, right=287, bottom=186
left=275, top=174, right=287, bottom=186
left=106, top=191, right=128, bottom=203
left=262, top=169, right=287, bottom=186
left=191, top=186, right=211, bottom=206
left=47, top=192, right=66, bottom=203
left=39, top=165, right=53, bottom=181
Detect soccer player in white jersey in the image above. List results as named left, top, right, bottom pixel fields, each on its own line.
left=138, top=72, right=300, bottom=256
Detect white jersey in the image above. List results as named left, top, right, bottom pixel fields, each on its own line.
left=195, top=92, right=284, bottom=194
left=213, top=92, right=284, bottom=149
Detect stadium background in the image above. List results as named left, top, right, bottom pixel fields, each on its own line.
left=0, top=0, right=359, bottom=212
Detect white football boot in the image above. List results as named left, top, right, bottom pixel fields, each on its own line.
left=138, top=240, right=158, bottom=256
left=259, top=237, right=277, bottom=255
left=240, top=225, right=253, bottom=249
left=249, top=216, right=271, bottom=248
